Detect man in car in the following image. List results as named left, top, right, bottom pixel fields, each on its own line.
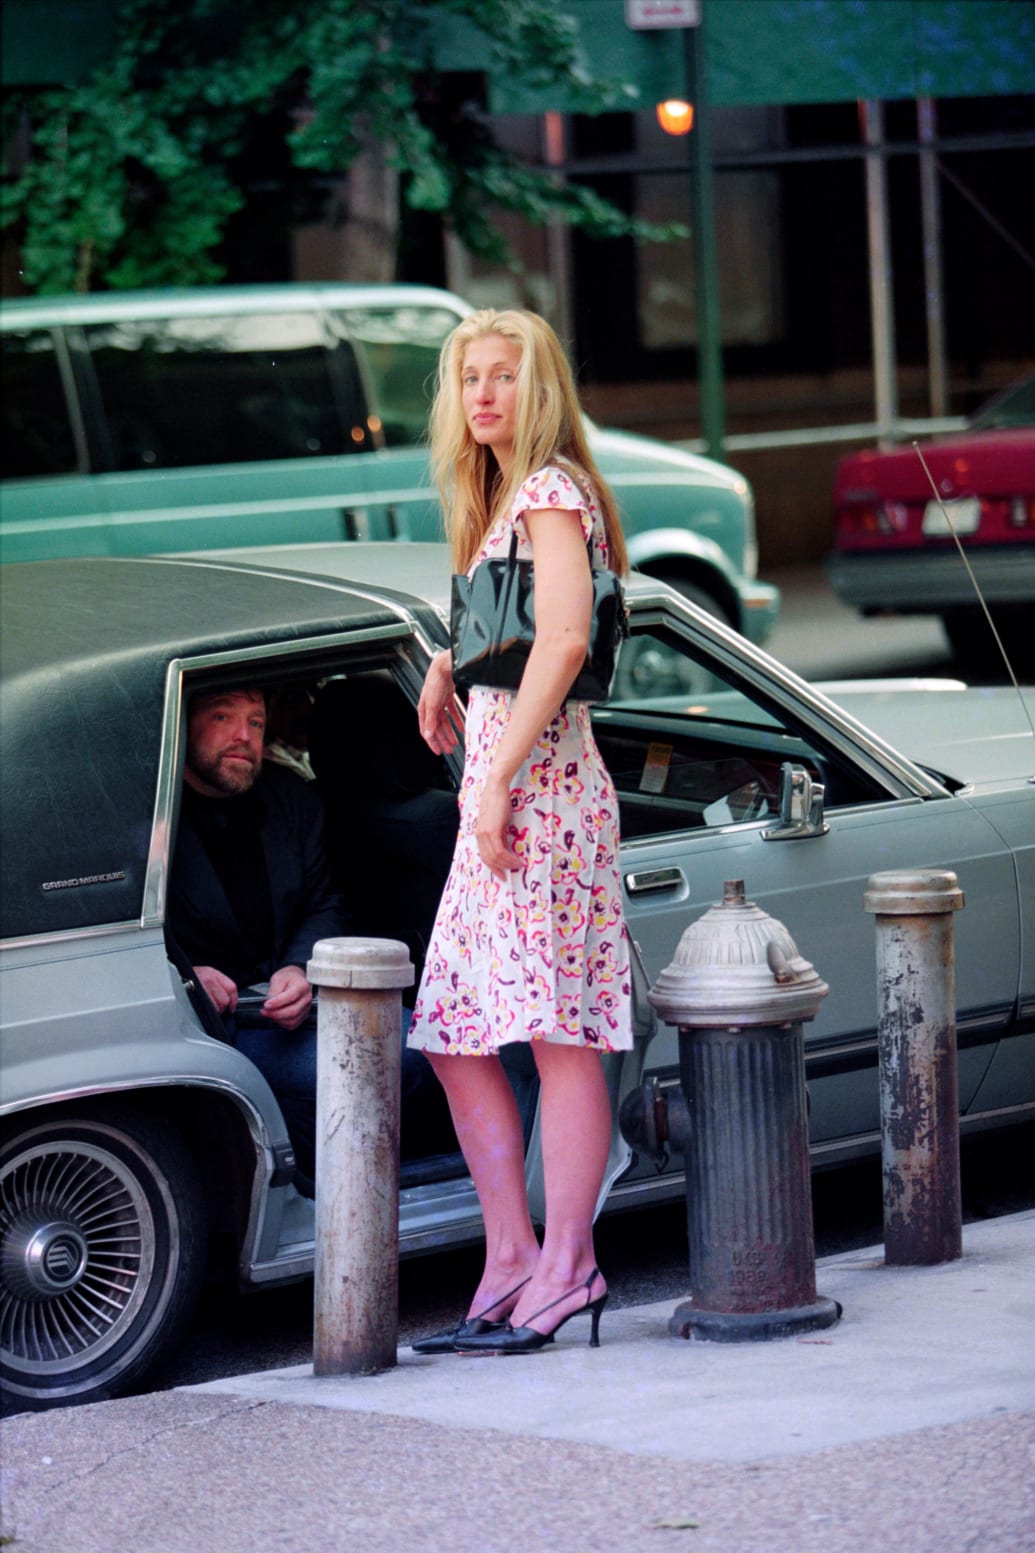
left=167, top=685, right=428, bottom=1189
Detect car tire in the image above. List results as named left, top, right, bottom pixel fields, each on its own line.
left=655, top=574, right=734, bottom=625
left=0, top=1107, right=207, bottom=1412
left=612, top=573, right=732, bottom=699
left=941, top=606, right=1032, bottom=676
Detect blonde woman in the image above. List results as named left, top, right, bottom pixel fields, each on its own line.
left=407, top=310, right=633, bottom=1356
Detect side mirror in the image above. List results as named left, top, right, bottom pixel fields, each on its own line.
left=762, top=762, right=829, bottom=842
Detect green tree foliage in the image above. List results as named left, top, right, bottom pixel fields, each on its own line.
left=2, top=0, right=680, bottom=294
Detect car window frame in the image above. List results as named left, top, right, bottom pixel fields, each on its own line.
left=593, top=593, right=950, bottom=850
left=0, top=325, right=89, bottom=480
left=147, top=622, right=430, bottom=929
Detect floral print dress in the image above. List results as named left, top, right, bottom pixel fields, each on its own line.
left=407, top=464, right=633, bottom=1056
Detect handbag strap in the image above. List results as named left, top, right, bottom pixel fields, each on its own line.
left=506, top=515, right=596, bottom=568
left=504, top=461, right=601, bottom=563
left=554, top=461, right=603, bottom=557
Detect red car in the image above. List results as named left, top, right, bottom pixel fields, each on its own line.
left=825, top=376, right=1035, bottom=667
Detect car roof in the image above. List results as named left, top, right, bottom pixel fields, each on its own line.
left=184, top=541, right=665, bottom=614
left=2, top=546, right=664, bottom=941
left=0, top=282, right=471, bottom=328
left=0, top=555, right=427, bottom=941
left=182, top=541, right=458, bottom=614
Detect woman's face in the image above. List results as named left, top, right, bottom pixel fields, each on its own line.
left=460, top=333, right=522, bottom=470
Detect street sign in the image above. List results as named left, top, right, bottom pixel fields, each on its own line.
left=625, top=0, right=700, bottom=28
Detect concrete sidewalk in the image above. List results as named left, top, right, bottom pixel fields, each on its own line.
left=3, top=1210, right=1033, bottom=1553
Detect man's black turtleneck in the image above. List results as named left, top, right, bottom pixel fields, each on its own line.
left=180, top=784, right=274, bottom=979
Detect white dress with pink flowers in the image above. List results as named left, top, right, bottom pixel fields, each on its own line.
left=407, top=465, right=633, bottom=1056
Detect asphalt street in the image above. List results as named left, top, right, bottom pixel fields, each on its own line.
left=762, top=562, right=956, bottom=680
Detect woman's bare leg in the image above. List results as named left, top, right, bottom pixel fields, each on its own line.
left=508, top=1043, right=611, bottom=1332
left=427, top=1051, right=540, bottom=1318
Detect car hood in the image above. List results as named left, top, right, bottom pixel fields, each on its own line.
left=586, top=424, right=749, bottom=495
left=820, top=679, right=1035, bottom=788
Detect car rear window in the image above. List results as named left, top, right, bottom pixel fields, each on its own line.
left=970, top=376, right=1035, bottom=431
left=1, top=329, right=79, bottom=479
left=82, top=311, right=374, bottom=471
left=340, top=305, right=460, bottom=448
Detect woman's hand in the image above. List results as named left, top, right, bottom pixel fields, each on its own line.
left=418, top=650, right=462, bottom=756
left=476, top=771, right=521, bottom=878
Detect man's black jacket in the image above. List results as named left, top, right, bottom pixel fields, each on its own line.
left=167, top=761, right=344, bottom=989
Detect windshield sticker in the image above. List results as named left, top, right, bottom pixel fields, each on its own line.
left=640, top=743, right=673, bottom=794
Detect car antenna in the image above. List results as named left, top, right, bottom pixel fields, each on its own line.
left=913, top=440, right=1035, bottom=781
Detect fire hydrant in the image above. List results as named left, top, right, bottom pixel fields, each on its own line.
left=623, top=879, right=841, bottom=1342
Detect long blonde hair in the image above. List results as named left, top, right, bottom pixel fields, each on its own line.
left=429, top=308, right=628, bottom=577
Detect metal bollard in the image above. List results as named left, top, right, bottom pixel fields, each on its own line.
left=863, top=870, right=964, bottom=1266
left=628, top=879, right=840, bottom=1342
left=307, top=936, right=414, bottom=1375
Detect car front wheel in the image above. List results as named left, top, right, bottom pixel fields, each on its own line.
left=0, top=1108, right=207, bottom=1411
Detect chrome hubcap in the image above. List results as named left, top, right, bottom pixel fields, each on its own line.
left=0, top=1139, right=156, bottom=1375
left=3, top=1219, right=90, bottom=1298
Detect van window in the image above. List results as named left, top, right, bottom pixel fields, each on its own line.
left=82, top=312, right=373, bottom=472
left=341, top=305, right=459, bottom=448
left=1, top=330, right=79, bottom=479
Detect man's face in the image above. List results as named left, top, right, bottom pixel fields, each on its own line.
left=185, top=690, right=266, bottom=797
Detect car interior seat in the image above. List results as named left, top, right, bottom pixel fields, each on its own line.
left=308, top=672, right=538, bottom=1173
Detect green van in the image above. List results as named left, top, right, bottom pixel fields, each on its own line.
left=0, top=283, right=777, bottom=639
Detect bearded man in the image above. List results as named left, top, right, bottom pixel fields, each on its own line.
left=167, top=687, right=346, bottom=1188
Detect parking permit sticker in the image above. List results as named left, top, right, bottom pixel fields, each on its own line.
left=640, top=742, right=673, bottom=793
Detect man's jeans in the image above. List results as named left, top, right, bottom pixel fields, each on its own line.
left=230, top=1003, right=427, bottom=1185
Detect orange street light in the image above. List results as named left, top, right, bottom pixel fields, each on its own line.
left=656, top=99, right=694, bottom=136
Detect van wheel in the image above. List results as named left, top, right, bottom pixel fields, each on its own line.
left=613, top=574, right=731, bottom=700
left=941, top=606, right=1032, bottom=675
left=0, top=1109, right=207, bottom=1412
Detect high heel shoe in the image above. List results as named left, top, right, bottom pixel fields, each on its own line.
left=455, top=1267, right=607, bottom=1355
left=410, top=1276, right=532, bottom=1355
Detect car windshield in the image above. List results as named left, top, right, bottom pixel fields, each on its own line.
left=969, top=374, right=1035, bottom=430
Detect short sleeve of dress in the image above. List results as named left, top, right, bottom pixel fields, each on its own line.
left=512, top=465, right=596, bottom=552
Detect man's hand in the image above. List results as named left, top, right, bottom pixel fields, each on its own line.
left=262, top=965, right=313, bottom=1030
left=195, top=964, right=239, bottom=1016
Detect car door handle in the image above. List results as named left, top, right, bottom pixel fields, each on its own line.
left=625, top=866, right=685, bottom=895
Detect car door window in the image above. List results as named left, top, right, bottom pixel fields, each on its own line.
left=339, top=305, right=462, bottom=448
left=82, top=312, right=372, bottom=471
left=596, top=623, right=881, bottom=840
left=1, top=329, right=79, bottom=478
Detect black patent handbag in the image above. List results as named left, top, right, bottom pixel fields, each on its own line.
left=450, top=529, right=628, bottom=702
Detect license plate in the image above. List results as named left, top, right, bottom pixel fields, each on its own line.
left=922, top=496, right=981, bottom=536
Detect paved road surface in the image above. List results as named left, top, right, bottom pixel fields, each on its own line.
left=763, top=564, right=956, bottom=681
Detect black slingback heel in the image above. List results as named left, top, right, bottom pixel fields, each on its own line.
left=455, top=1267, right=607, bottom=1355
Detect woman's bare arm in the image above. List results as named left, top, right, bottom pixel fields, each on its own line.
left=418, top=649, right=463, bottom=756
